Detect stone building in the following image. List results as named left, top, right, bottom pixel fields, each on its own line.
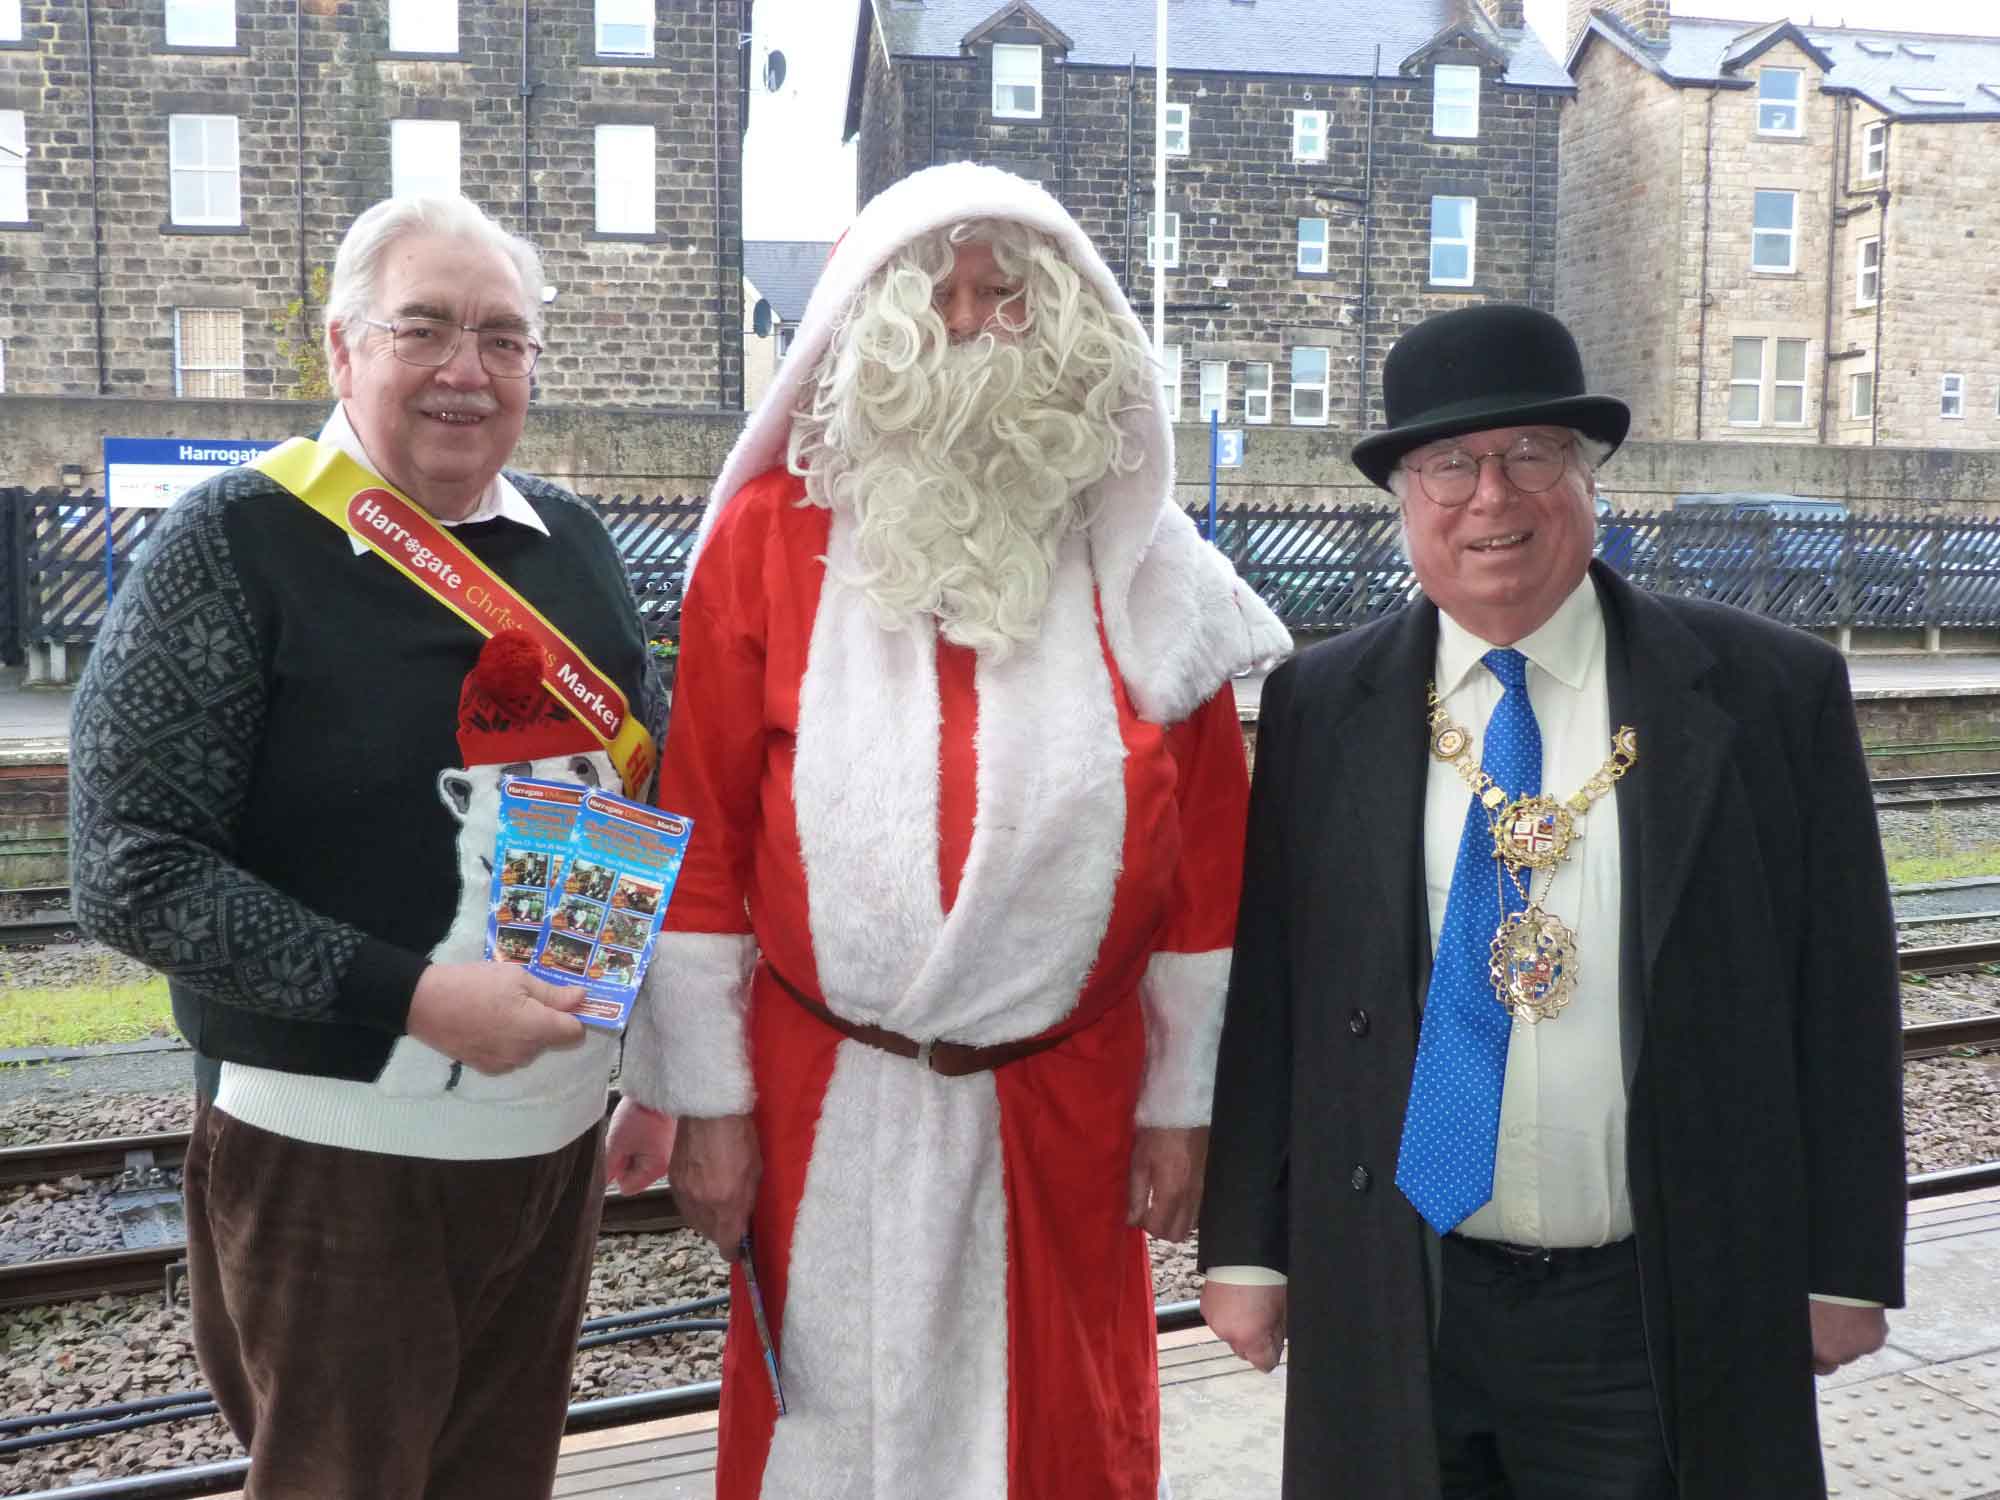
left=842, top=0, right=1571, bottom=433
left=742, top=237, right=832, bottom=407
left=1559, top=3, right=2000, bottom=450
left=0, top=0, right=749, bottom=409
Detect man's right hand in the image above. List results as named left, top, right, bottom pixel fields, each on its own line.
left=669, top=1113, right=761, bottom=1259
left=405, top=962, right=588, bottom=1075
left=1202, top=1280, right=1288, bottom=1373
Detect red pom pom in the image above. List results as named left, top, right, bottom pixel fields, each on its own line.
left=475, top=629, right=546, bottom=719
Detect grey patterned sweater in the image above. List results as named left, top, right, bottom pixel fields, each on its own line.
left=69, top=464, right=667, bottom=1085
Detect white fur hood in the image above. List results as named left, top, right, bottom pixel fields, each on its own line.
left=699, top=160, right=1288, bottom=724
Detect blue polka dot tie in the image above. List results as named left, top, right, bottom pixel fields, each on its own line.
left=1395, top=647, right=1543, bottom=1235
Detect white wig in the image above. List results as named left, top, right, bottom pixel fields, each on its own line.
left=786, top=218, right=1156, bottom=657
left=323, top=195, right=545, bottom=363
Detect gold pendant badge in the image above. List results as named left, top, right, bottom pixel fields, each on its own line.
left=1492, top=794, right=1576, bottom=871
left=1488, top=906, right=1580, bottom=1024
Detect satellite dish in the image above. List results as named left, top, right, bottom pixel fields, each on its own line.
left=765, top=50, right=787, bottom=93
left=753, top=298, right=773, bottom=338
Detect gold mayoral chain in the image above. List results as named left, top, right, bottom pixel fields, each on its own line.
left=1426, top=682, right=1639, bottom=1024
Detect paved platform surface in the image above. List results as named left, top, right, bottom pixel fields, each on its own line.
left=535, top=1189, right=2000, bottom=1500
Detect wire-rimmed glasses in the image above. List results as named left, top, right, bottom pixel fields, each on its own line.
left=358, top=317, right=543, bottom=379
left=1404, top=432, right=1574, bottom=508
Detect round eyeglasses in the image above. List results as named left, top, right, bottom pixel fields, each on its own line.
left=1404, top=433, right=1574, bottom=508
left=359, top=317, right=543, bottom=379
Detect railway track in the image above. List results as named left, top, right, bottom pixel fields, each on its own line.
left=1873, top=768, right=2000, bottom=810
left=0, top=1180, right=683, bottom=1311
left=0, top=912, right=81, bottom=947
left=1, top=939, right=1993, bottom=1309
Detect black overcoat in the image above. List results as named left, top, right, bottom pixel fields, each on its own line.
left=1199, top=563, right=1906, bottom=1498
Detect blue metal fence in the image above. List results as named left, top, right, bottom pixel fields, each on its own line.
left=6, top=488, right=2000, bottom=654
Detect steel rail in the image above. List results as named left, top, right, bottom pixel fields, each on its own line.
left=1899, top=939, right=2000, bottom=975
left=0, top=1132, right=189, bottom=1189
left=0, top=913, right=81, bottom=947
left=1872, top=769, right=2000, bottom=798
left=0, top=1184, right=682, bottom=1310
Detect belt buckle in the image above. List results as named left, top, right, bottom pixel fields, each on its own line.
left=915, top=1038, right=936, bottom=1072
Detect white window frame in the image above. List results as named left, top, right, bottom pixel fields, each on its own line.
left=1160, top=344, right=1183, bottom=420
left=391, top=120, right=460, bottom=199
left=1751, top=189, right=1797, bottom=273
left=168, top=115, right=241, bottom=227
left=1199, top=360, right=1227, bottom=423
left=1941, top=373, right=1965, bottom=419
left=1757, top=67, right=1804, bottom=135
left=992, top=44, right=1042, bottom=120
left=1244, top=362, right=1272, bottom=424
left=389, top=0, right=457, bottom=54
left=1862, top=120, right=1887, bottom=178
left=1296, top=216, right=1328, bottom=274
left=165, top=0, right=235, bottom=48
left=1290, top=346, right=1330, bottom=426
left=1855, top=236, right=1879, bottom=307
left=1850, top=370, right=1874, bottom=420
left=1147, top=210, right=1180, bottom=269
left=1164, top=101, right=1190, bottom=157
left=0, top=110, right=25, bottom=223
left=596, top=0, right=653, bottom=59
left=594, top=124, right=656, bottom=235
left=0, top=0, right=23, bottom=42
left=173, top=307, right=244, bottom=399
left=1433, top=64, right=1480, bottom=138
left=1773, top=338, right=1809, bottom=426
left=1429, top=195, right=1476, bottom=287
left=1292, top=109, right=1326, bottom=163
left=1728, top=336, right=1765, bottom=425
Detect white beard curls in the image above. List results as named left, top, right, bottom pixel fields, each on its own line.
left=788, top=227, right=1152, bottom=659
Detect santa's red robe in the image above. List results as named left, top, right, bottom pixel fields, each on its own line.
left=630, top=469, right=1268, bottom=1499
left=620, top=159, right=1288, bottom=1500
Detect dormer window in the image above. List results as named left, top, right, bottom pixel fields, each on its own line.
left=1433, top=65, right=1480, bottom=138
left=992, top=44, right=1042, bottom=119
left=1758, top=68, right=1803, bottom=135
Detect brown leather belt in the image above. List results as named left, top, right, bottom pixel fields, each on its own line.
left=767, top=963, right=1070, bottom=1077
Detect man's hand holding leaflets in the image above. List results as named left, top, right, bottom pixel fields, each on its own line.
left=483, top=776, right=692, bottom=1030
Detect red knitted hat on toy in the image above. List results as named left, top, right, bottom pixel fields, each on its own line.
left=455, top=628, right=597, bottom=767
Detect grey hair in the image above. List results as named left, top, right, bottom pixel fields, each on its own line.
left=323, top=196, right=545, bottom=364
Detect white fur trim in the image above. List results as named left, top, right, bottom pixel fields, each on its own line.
left=1134, top=948, right=1233, bottom=1129
left=693, top=161, right=1288, bottom=727
left=619, top=931, right=757, bottom=1116
left=759, top=1045, right=1009, bottom=1500
left=794, top=520, right=1125, bottom=1043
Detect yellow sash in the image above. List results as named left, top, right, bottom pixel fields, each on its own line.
left=251, top=437, right=657, bottom=799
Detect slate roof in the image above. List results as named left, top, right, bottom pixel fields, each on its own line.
left=744, top=241, right=837, bottom=324
left=1583, top=11, right=2000, bottom=121
left=867, top=0, right=1573, bottom=88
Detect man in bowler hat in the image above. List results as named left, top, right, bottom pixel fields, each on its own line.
left=1198, top=304, right=1905, bottom=1498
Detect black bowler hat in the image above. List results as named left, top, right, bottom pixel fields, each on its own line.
left=1349, top=304, right=1630, bottom=492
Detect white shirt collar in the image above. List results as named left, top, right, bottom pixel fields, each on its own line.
left=319, top=404, right=548, bottom=557
left=1435, top=572, right=1603, bottom=698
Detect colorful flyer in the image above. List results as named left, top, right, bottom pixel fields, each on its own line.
left=527, top=787, right=692, bottom=1031
left=486, top=778, right=588, bottom=965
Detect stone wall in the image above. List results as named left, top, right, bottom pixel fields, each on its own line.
left=4, top=394, right=1996, bottom=513
left=1558, top=26, right=2000, bottom=454
left=0, top=0, right=745, bottom=408
left=1556, top=35, right=1685, bottom=438
left=861, top=40, right=1562, bottom=433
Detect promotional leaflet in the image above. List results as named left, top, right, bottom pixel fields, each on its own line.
left=485, top=778, right=588, bottom=965
left=525, top=786, right=692, bottom=1031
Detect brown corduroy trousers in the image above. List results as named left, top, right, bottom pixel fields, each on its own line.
left=183, top=1098, right=605, bottom=1500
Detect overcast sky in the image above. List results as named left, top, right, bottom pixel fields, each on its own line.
left=742, top=0, right=2000, bottom=245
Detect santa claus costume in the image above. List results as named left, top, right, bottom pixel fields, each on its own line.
left=621, top=162, right=1289, bottom=1500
